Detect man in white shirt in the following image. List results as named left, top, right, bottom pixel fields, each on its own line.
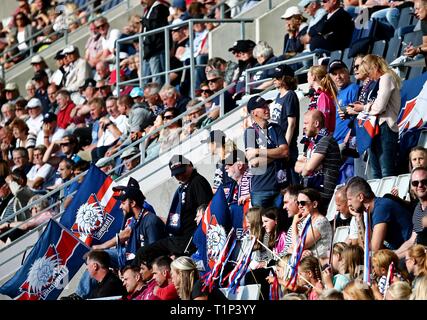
left=62, top=45, right=91, bottom=93
left=93, top=17, right=121, bottom=65
left=25, top=98, right=44, bottom=137
left=35, top=112, right=65, bottom=147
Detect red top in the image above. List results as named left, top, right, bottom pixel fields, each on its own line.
left=57, top=102, right=75, bottom=129
left=155, top=282, right=179, bottom=300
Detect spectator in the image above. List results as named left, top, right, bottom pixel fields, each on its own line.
left=295, top=110, right=341, bottom=209
left=159, top=83, right=191, bottom=114
left=85, top=97, right=107, bottom=154
left=93, top=17, right=121, bottom=65
left=24, top=80, right=37, bottom=102
left=62, top=45, right=91, bottom=93
left=151, top=255, right=179, bottom=300
left=343, top=279, right=375, bottom=300
left=404, top=0, right=427, bottom=66
left=26, top=144, right=55, bottom=191
left=43, top=134, right=82, bottom=168
left=85, top=21, right=103, bottom=69
left=11, top=147, right=32, bottom=174
left=396, top=167, right=427, bottom=258
left=35, top=112, right=65, bottom=147
left=121, top=265, right=147, bottom=300
left=205, top=56, right=238, bottom=87
left=11, top=118, right=35, bottom=159
left=4, top=82, right=21, bottom=104
left=95, top=79, right=113, bottom=99
left=14, top=98, right=29, bottom=121
left=252, top=41, right=283, bottom=91
left=120, top=147, right=141, bottom=174
left=11, top=12, right=31, bottom=61
left=281, top=6, right=307, bottom=59
left=159, top=108, right=182, bottom=154
left=137, top=154, right=213, bottom=260
left=405, top=244, right=427, bottom=289
left=384, top=281, right=412, bottom=300
left=269, top=64, right=300, bottom=184
left=292, top=188, right=332, bottom=263
left=349, top=55, right=401, bottom=179
left=224, top=149, right=252, bottom=206
left=144, top=82, right=164, bottom=116
left=180, top=99, right=205, bottom=139
left=140, top=0, right=169, bottom=85
left=244, top=95, right=289, bottom=208
left=55, top=90, right=75, bottom=130
left=30, top=54, right=52, bottom=80
left=307, top=0, right=354, bottom=53
left=0, top=126, right=15, bottom=165
left=306, top=65, right=337, bottom=133
left=1, top=102, right=16, bottom=127
left=298, top=0, right=326, bottom=35
left=346, top=176, right=412, bottom=252
left=50, top=50, right=66, bottom=87
left=332, top=185, right=352, bottom=229
left=297, top=255, right=323, bottom=300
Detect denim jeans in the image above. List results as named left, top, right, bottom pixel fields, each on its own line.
left=143, top=51, right=166, bottom=86
left=75, top=247, right=123, bottom=299
left=369, top=122, right=398, bottom=179
left=371, top=8, right=400, bottom=30
left=250, top=190, right=283, bottom=208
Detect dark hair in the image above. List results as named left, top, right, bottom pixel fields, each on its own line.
left=10, top=118, right=29, bottom=135
left=85, top=250, right=111, bottom=269
left=163, top=108, right=182, bottom=127
left=346, top=176, right=375, bottom=200
left=299, top=188, right=323, bottom=212
left=60, top=158, right=75, bottom=170
left=11, top=168, right=27, bottom=186
left=152, top=256, right=172, bottom=270
left=277, top=75, right=298, bottom=91
left=74, top=160, right=90, bottom=172
left=207, top=57, right=226, bottom=70
left=118, top=95, right=134, bottom=108
left=282, top=184, right=303, bottom=198
left=121, top=265, right=142, bottom=275
left=261, top=207, right=287, bottom=249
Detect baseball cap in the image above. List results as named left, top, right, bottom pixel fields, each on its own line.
left=271, top=64, right=295, bottom=78
left=79, top=78, right=96, bottom=90
left=281, top=6, right=302, bottom=19
left=327, top=59, right=348, bottom=73
left=32, top=70, right=48, bottom=81
left=246, top=95, right=272, bottom=113
left=42, top=112, right=57, bottom=123
left=113, top=186, right=145, bottom=205
left=298, top=0, right=318, bottom=8
left=54, top=50, right=65, bottom=60
left=95, top=156, right=115, bottom=168
left=120, top=147, right=139, bottom=160
left=172, top=0, right=186, bottom=9
left=112, top=177, right=140, bottom=192
left=130, top=87, right=144, bottom=98
left=62, top=45, right=77, bottom=55
left=26, top=98, right=42, bottom=109
left=30, top=54, right=43, bottom=64
left=200, top=129, right=226, bottom=144
left=171, top=18, right=185, bottom=31
left=169, top=154, right=192, bottom=176
left=5, top=82, right=18, bottom=91
left=228, top=39, right=256, bottom=53
left=224, top=149, right=247, bottom=166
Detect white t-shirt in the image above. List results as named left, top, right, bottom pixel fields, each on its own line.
left=101, top=28, right=121, bottom=54
left=17, top=30, right=28, bottom=51
left=349, top=216, right=358, bottom=241
left=26, top=114, right=44, bottom=136
left=97, top=114, right=128, bottom=147
left=36, top=128, right=65, bottom=147
left=27, top=163, right=54, bottom=188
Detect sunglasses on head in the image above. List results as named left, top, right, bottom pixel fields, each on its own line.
left=297, top=200, right=311, bottom=207
left=411, top=179, right=427, bottom=187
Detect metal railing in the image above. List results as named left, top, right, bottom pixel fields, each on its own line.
left=0, top=0, right=130, bottom=78
left=115, top=18, right=253, bottom=99
left=244, top=53, right=319, bottom=94
left=0, top=81, right=237, bottom=255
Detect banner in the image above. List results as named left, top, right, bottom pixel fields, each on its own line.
left=0, top=219, right=90, bottom=300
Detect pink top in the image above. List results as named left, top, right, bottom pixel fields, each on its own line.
left=135, top=279, right=160, bottom=300
left=316, top=91, right=336, bottom=133
left=274, top=231, right=287, bottom=257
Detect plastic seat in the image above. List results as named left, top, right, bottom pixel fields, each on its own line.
left=397, top=6, right=414, bottom=29
left=385, top=35, right=402, bottom=64
left=329, top=50, right=342, bottom=61
left=407, top=66, right=424, bottom=80
left=377, top=176, right=397, bottom=197
left=395, top=173, right=411, bottom=200
left=342, top=48, right=353, bottom=70
left=418, top=129, right=427, bottom=148
left=367, top=179, right=381, bottom=194
left=371, top=40, right=387, bottom=56
left=403, top=30, right=423, bottom=52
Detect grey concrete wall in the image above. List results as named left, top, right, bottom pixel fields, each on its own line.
left=4, top=0, right=142, bottom=92
left=0, top=1, right=17, bottom=23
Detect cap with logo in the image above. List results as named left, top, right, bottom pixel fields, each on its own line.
left=327, top=59, right=348, bottom=73
left=246, top=95, right=272, bottom=113
left=228, top=39, right=256, bottom=53
left=42, top=112, right=57, bottom=123
left=271, top=64, right=295, bottom=78
left=169, top=154, right=192, bottom=176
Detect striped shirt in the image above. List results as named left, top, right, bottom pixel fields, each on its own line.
left=413, top=202, right=427, bottom=233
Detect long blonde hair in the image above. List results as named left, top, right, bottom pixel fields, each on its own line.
left=309, top=65, right=338, bottom=104
left=170, top=256, right=199, bottom=300
left=362, top=54, right=401, bottom=89
left=343, top=279, right=375, bottom=300
left=386, top=281, right=412, bottom=300
left=410, top=275, right=427, bottom=300
left=246, top=207, right=262, bottom=250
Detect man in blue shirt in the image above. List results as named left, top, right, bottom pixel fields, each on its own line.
left=244, top=95, right=289, bottom=208
left=346, top=177, right=412, bottom=252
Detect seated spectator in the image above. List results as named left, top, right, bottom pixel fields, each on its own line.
left=11, top=118, right=35, bottom=160
left=26, top=145, right=55, bottom=191
left=2, top=103, right=16, bottom=127
left=0, top=125, right=15, bottom=165
left=403, top=0, right=427, bottom=66
left=143, top=114, right=163, bottom=162
left=14, top=98, right=29, bottom=121
left=143, top=82, right=164, bottom=116
left=36, top=112, right=65, bottom=147
left=159, top=108, right=182, bottom=154
left=151, top=255, right=179, bottom=300
left=121, top=265, right=146, bottom=300
left=50, top=50, right=66, bottom=87
left=205, top=56, right=238, bottom=87
left=180, top=99, right=205, bottom=140
left=95, top=157, right=118, bottom=179
left=32, top=70, right=50, bottom=114
left=25, top=98, right=44, bottom=137
left=299, top=0, right=326, bottom=36
left=252, top=41, right=283, bottom=91
left=85, top=21, right=103, bottom=69
left=120, top=147, right=141, bottom=174
left=4, top=82, right=21, bottom=104
left=30, top=54, right=52, bottom=80
left=12, top=147, right=32, bottom=174
left=62, top=45, right=91, bottom=93
left=93, top=17, right=121, bottom=65
left=24, top=80, right=37, bottom=102
left=55, top=90, right=75, bottom=130
left=159, top=84, right=191, bottom=115
left=11, top=12, right=31, bottom=61
left=94, top=61, right=111, bottom=83
left=84, top=97, right=107, bottom=154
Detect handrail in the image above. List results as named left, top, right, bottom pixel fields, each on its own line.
left=0, top=0, right=130, bottom=73
left=0, top=82, right=236, bottom=253
left=115, top=18, right=253, bottom=98
left=244, top=53, right=319, bottom=94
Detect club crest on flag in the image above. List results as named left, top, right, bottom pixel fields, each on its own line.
left=398, top=80, right=427, bottom=136
left=19, top=245, right=69, bottom=300
left=72, top=193, right=115, bottom=243
left=207, top=216, right=227, bottom=261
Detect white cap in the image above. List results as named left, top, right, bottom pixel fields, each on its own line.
left=31, top=55, right=43, bottom=64
left=26, top=98, right=42, bottom=108
left=62, top=45, right=76, bottom=55
left=281, top=6, right=302, bottom=19
left=120, top=147, right=139, bottom=159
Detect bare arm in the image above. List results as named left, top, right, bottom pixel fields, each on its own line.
left=394, top=232, right=417, bottom=259
left=371, top=222, right=387, bottom=252
left=285, top=117, right=297, bottom=147
left=302, top=153, right=325, bottom=177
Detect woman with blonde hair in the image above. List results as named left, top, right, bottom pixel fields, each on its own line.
left=405, top=244, right=427, bottom=289
left=348, top=54, right=401, bottom=179
left=343, top=279, right=375, bottom=300
left=307, top=65, right=338, bottom=133
left=385, top=281, right=411, bottom=300
left=409, top=275, right=427, bottom=300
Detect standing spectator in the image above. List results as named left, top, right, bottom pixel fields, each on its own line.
left=295, top=110, right=341, bottom=210
left=282, top=185, right=306, bottom=253
left=62, top=45, right=91, bottom=93
left=85, top=21, right=103, bottom=69
left=140, top=0, right=170, bottom=85
left=348, top=55, right=401, bottom=179
left=137, top=155, right=213, bottom=259
left=244, top=95, right=289, bottom=208
left=269, top=64, right=300, bottom=185
left=346, top=176, right=412, bottom=252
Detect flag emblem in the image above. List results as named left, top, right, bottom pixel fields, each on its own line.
left=207, top=218, right=227, bottom=260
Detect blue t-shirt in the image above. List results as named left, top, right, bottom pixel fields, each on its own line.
left=371, top=197, right=413, bottom=250
left=244, top=122, right=287, bottom=192
left=269, top=90, right=300, bottom=160
left=334, top=83, right=359, bottom=144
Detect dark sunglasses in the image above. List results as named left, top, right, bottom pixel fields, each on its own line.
left=164, top=115, right=174, bottom=120
left=15, top=107, right=24, bottom=111
left=96, top=23, right=106, bottom=29
left=207, top=78, right=220, bottom=84
left=201, top=89, right=213, bottom=94
left=297, top=200, right=311, bottom=207
left=354, top=64, right=360, bottom=70
left=60, top=142, right=71, bottom=147
left=322, top=0, right=329, bottom=3
left=411, top=179, right=427, bottom=187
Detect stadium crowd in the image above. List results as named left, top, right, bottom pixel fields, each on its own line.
left=0, top=0, right=426, bottom=301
